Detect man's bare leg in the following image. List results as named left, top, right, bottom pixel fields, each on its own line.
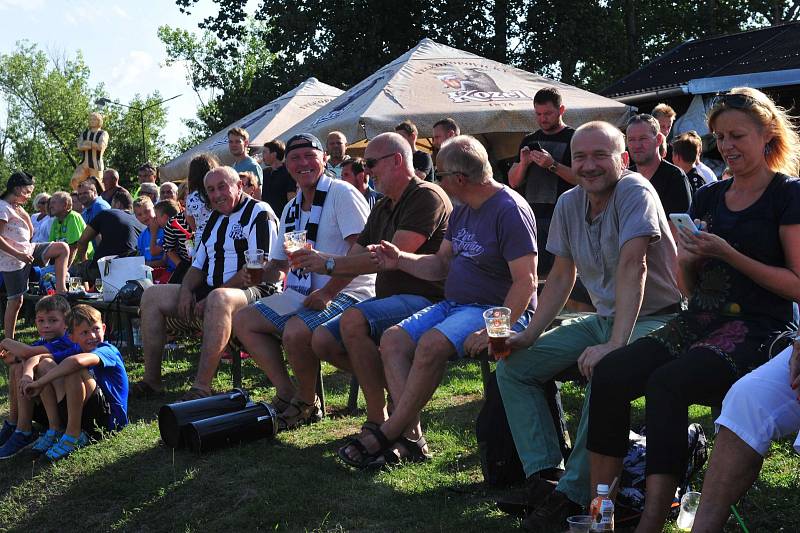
left=380, top=328, right=453, bottom=442
left=140, top=284, right=181, bottom=390
left=43, top=242, right=69, bottom=293
left=338, top=308, right=388, bottom=424
left=191, top=288, right=250, bottom=393
left=691, top=427, right=763, bottom=533
left=283, top=317, right=317, bottom=405
left=232, top=306, right=294, bottom=401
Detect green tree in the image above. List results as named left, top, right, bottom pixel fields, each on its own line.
left=0, top=42, right=169, bottom=196
left=158, top=18, right=274, bottom=133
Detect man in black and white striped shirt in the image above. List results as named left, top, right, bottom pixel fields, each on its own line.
left=133, top=166, right=278, bottom=399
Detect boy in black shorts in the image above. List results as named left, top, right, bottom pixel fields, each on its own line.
left=23, top=304, right=129, bottom=461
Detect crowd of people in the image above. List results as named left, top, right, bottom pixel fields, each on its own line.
left=1, top=86, right=799, bottom=533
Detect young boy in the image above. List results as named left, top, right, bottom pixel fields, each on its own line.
left=0, top=295, right=79, bottom=458
left=154, top=199, right=191, bottom=283
left=23, top=304, right=129, bottom=461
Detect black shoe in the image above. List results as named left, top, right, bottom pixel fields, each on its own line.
left=496, top=476, right=558, bottom=516
left=522, top=490, right=583, bottom=532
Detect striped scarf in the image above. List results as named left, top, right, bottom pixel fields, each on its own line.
left=284, top=173, right=332, bottom=294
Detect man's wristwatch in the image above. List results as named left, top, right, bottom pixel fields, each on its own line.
left=324, top=257, right=336, bottom=275
left=548, top=161, right=558, bottom=173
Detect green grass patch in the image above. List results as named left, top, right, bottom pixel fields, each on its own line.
left=1, top=325, right=797, bottom=531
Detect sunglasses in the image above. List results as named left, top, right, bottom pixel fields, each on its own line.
left=364, top=153, right=397, bottom=169
left=710, top=92, right=760, bottom=110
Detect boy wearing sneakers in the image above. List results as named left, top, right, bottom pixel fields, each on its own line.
left=0, top=295, right=79, bottom=458
left=23, top=304, right=129, bottom=461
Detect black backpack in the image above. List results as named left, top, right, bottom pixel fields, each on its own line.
left=476, top=371, right=526, bottom=486
left=476, top=371, right=572, bottom=487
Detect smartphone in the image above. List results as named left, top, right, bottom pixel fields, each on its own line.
left=525, top=140, right=543, bottom=152
left=669, top=213, right=699, bottom=235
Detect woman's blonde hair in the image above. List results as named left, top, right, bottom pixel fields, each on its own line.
left=707, top=87, right=800, bottom=176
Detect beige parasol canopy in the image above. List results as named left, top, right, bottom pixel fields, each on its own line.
left=280, top=39, right=634, bottom=161
left=159, top=77, right=343, bottom=180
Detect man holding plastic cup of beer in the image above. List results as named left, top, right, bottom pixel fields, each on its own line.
left=478, top=121, right=682, bottom=531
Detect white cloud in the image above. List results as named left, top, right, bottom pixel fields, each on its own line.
left=110, top=50, right=156, bottom=90
left=0, top=0, right=44, bottom=10
left=111, top=5, right=129, bottom=19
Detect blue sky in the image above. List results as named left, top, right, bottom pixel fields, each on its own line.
left=0, top=0, right=259, bottom=145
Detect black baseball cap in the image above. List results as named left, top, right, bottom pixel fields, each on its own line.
left=2, top=171, right=34, bottom=199
left=285, top=133, right=324, bottom=156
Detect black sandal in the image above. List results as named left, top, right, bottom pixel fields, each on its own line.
left=337, top=423, right=390, bottom=469
left=364, top=435, right=432, bottom=470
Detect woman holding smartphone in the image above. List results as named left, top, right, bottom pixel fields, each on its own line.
left=584, top=87, right=800, bottom=532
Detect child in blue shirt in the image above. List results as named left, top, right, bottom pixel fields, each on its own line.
left=0, top=295, right=80, bottom=458
left=23, top=304, right=128, bottom=461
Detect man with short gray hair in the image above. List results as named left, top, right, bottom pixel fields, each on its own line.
left=489, top=121, right=681, bottom=531
left=133, top=166, right=278, bottom=399
left=347, top=135, right=538, bottom=466
left=324, top=131, right=350, bottom=178
left=159, top=182, right=178, bottom=202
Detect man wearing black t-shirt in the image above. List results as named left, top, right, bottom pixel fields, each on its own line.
left=508, top=87, right=577, bottom=277
left=626, top=114, right=692, bottom=216
left=71, top=189, right=144, bottom=281
left=262, top=139, right=297, bottom=217
left=395, top=119, right=435, bottom=182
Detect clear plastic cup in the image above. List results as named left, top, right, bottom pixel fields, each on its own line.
left=676, top=491, right=701, bottom=530
left=566, top=514, right=592, bottom=532
left=245, top=249, right=265, bottom=285
left=284, top=230, right=308, bottom=254
left=482, top=307, right=512, bottom=360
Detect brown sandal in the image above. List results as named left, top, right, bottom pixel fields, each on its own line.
left=129, top=381, right=164, bottom=397
left=277, top=396, right=323, bottom=431
left=179, top=386, right=215, bottom=402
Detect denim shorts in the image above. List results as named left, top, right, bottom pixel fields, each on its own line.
left=398, top=300, right=533, bottom=359
left=322, top=294, right=434, bottom=343
left=254, top=292, right=359, bottom=333
left=2, top=242, right=52, bottom=299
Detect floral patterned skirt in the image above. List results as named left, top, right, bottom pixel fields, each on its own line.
left=646, top=312, right=791, bottom=379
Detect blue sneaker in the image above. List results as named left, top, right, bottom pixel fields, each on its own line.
left=0, top=421, right=16, bottom=446
left=0, top=430, right=38, bottom=459
left=46, top=432, right=90, bottom=462
left=30, top=429, right=63, bottom=457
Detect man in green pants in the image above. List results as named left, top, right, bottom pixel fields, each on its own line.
left=470, top=121, right=682, bottom=531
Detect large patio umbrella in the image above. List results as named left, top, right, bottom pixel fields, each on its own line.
left=160, top=78, right=343, bottom=180
left=280, top=39, right=633, bottom=160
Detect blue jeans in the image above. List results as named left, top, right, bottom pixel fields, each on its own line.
left=399, top=300, right=533, bottom=358
left=322, top=294, right=434, bottom=343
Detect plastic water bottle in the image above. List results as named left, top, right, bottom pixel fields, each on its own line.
left=131, top=319, right=142, bottom=347
left=590, top=483, right=614, bottom=531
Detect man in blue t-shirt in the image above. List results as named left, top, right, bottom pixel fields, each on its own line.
left=24, top=304, right=129, bottom=462
left=348, top=135, right=538, bottom=466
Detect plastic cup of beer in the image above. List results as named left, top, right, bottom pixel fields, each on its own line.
left=483, top=307, right=512, bottom=360
left=245, top=249, right=264, bottom=285
left=566, top=515, right=592, bottom=532
left=284, top=230, right=308, bottom=267
left=70, top=277, right=83, bottom=292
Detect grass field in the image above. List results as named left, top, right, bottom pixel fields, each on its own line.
left=0, top=324, right=798, bottom=532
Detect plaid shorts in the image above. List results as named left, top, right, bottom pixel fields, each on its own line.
left=253, top=292, right=359, bottom=333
